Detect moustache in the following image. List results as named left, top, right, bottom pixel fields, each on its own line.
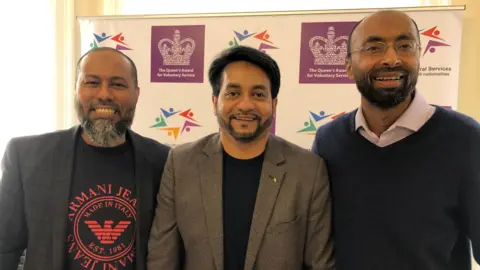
left=369, top=67, right=409, bottom=77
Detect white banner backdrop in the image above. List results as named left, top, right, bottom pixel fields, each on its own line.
left=78, top=6, right=464, bottom=149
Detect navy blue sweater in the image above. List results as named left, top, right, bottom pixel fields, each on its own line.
left=312, top=106, right=480, bottom=270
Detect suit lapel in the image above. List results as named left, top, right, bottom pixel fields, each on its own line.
left=199, top=134, right=224, bottom=270
left=244, top=135, right=286, bottom=270
left=128, top=131, right=153, bottom=270
left=52, top=126, right=79, bottom=270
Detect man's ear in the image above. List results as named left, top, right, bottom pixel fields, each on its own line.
left=212, top=95, right=218, bottom=116
left=135, top=87, right=140, bottom=103
left=346, top=58, right=354, bottom=80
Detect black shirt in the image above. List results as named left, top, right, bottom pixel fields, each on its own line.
left=66, top=136, right=136, bottom=270
left=222, top=150, right=264, bottom=270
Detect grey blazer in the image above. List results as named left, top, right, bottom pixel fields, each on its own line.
left=0, top=126, right=170, bottom=270
left=147, top=133, right=335, bottom=269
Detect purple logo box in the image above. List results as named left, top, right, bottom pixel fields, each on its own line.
left=151, top=25, right=205, bottom=83
left=299, top=21, right=357, bottom=84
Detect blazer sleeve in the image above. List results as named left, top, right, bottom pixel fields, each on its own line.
left=147, top=149, right=183, bottom=270
left=304, top=158, right=336, bottom=270
left=0, top=139, right=27, bottom=270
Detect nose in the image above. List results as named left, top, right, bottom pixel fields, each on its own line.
left=381, top=46, right=401, bottom=67
left=97, top=81, right=114, bottom=100
left=236, top=95, right=255, bottom=111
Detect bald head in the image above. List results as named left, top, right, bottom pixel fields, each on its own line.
left=76, top=47, right=138, bottom=88
left=347, top=10, right=420, bottom=58
left=345, top=10, right=421, bottom=110
left=74, top=47, right=140, bottom=147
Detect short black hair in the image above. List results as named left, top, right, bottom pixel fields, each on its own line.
left=75, top=47, right=138, bottom=88
left=346, top=16, right=421, bottom=58
left=208, top=45, right=281, bottom=98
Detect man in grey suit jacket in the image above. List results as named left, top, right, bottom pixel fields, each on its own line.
left=0, top=47, right=170, bottom=270
left=147, top=46, right=335, bottom=269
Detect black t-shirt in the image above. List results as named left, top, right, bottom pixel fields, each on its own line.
left=66, top=136, right=137, bottom=270
left=222, top=150, right=264, bottom=270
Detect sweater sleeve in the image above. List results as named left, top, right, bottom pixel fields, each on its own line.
left=311, top=124, right=327, bottom=156
left=461, top=121, right=480, bottom=264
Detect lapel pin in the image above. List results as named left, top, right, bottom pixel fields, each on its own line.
left=269, top=175, right=278, bottom=183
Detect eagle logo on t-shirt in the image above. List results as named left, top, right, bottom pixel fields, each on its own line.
left=85, top=220, right=132, bottom=244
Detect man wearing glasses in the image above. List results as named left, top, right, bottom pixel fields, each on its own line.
left=312, top=10, right=480, bottom=270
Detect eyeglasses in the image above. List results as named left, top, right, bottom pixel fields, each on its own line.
left=351, top=40, right=421, bottom=56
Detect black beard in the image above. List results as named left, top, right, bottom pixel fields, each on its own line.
left=74, top=98, right=135, bottom=147
left=354, top=67, right=417, bottom=109
left=217, top=111, right=273, bottom=143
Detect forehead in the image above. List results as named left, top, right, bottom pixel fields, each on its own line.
left=79, top=50, right=132, bottom=78
left=353, top=13, right=417, bottom=44
left=222, top=61, right=270, bottom=84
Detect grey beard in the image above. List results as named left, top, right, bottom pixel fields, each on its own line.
left=74, top=96, right=134, bottom=147
left=82, top=119, right=125, bottom=147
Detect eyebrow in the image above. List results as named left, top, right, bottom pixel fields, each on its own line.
left=364, top=33, right=415, bottom=44
left=83, top=74, right=100, bottom=80
left=83, top=74, right=128, bottom=82
left=395, top=33, right=415, bottom=41
left=252, top=85, right=267, bottom=91
left=225, top=83, right=267, bottom=91
left=364, top=36, right=385, bottom=43
left=226, top=83, right=241, bottom=89
left=110, top=76, right=128, bottom=83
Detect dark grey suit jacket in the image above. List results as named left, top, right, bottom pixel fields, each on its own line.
left=0, top=125, right=170, bottom=270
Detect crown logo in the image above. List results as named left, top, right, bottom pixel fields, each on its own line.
left=309, top=26, right=348, bottom=65
left=158, top=29, right=195, bottom=66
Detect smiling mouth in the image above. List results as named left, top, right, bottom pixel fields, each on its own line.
left=233, top=115, right=258, bottom=121
left=92, top=108, right=116, bottom=117
left=231, top=115, right=259, bottom=123
left=373, top=75, right=405, bottom=81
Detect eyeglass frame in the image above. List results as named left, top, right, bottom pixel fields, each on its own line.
left=349, top=39, right=422, bottom=57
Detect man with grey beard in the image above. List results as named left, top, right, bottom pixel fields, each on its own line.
left=147, top=45, right=335, bottom=270
left=0, top=47, right=170, bottom=270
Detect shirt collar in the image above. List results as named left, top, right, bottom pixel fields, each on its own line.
left=355, top=91, right=432, bottom=133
